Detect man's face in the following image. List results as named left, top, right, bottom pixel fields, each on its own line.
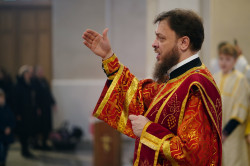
left=218, top=54, right=236, bottom=74
left=152, top=20, right=179, bottom=64
left=152, top=20, right=180, bottom=82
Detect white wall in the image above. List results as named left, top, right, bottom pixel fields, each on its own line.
left=52, top=0, right=106, bottom=140
left=52, top=0, right=147, bottom=140
left=210, top=0, right=250, bottom=62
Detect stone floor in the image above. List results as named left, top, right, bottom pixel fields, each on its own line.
left=6, top=138, right=135, bottom=166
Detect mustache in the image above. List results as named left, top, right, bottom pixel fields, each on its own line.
left=154, top=48, right=159, bottom=53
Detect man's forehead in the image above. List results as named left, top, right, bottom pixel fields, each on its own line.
left=155, top=20, right=169, bottom=34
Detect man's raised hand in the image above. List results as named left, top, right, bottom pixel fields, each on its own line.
left=82, top=28, right=113, bottom=60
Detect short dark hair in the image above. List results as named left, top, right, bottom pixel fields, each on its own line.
left=154, top=9, right=204, bottom=52
left=219, top=44, right=237, bottom=59
left=217, top=41, right=228, bottom=52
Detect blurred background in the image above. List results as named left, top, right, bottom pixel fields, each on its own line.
left=0, top=0, right=250, bottom=166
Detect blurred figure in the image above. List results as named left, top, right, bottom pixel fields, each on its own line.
left=210, top=40, right=250, bottom=75
left=33, top=66, right=56, bottom=150
left=234, top=39, right=249, bottom=73
left=214, top=44, right=249, bottom=166
left=210, top=41, right=228, bottom=74
left=12, top=65, right=37, bottom=158
left=0, top=89, right=15, bottom=166
left=0, top=68, right=13, bottom=107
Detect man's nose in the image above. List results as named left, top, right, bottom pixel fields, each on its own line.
left=152, top=39, right=158, bottom=48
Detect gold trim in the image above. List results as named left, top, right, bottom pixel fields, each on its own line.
left=140, top=132, right=161, bottom=150
left=144, top=84, right=178, bottom=117
left=162, top=140, right=179, bottom=166
left=154, top=134, right=175, bottom=166
left=134, top=121, right=152, bottom=166
left=195, top=84, right=222, bottom=140
left=231, top=116, right=244, bottom=124
left=94, top=64, right=124, bottom=117
left=199, top=73, right=221, bottom=96
left=154, top=88, right=179, bottom=123
left=102, top=53, right=117, bottom=65
left=167, top=64, right=206, bottom=84
left=177, top=73, right=221, bottom=127
left=238, top=104, right=248, bottom=111
left=219, top=71, right=241, bottom=97
left=102, top=54, right=117, bottom=74
left=178, top=85, right=192, bottom=127
left=145, top=64, right=208, bottom=118
left=118, top=77, right=139, bottom=132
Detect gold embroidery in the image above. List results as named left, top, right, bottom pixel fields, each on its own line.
left=94, top=64, right=124, bottom=117
left=162, top=140, right=179, bottom=166
left=102, top=54, right=117, bottom=74
left=155, top=89, right=179, bottom=123
left=145, top=84, right=177, bottom=117
left=134, top=121, right=152, bottom=166
left=161, top=94, right=181, bottom=128
left=195, top=84, right=222, bottom=140
left=178, top=90, right=190, bottom=127
left=140, top=159, right=151, bottom=166
left=140, top=132, right=161, bottom=150
left=117, top=77, right=139, bottom=132
left=199, top=73, right=221, bottom=96
left=154, top=134, right=175, bottom=166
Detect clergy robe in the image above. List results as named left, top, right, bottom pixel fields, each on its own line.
left=94, top=54, right=222, bottom=166
left=214, top=70, right=249, bottom=166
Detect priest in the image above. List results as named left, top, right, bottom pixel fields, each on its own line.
left=82, top=9, right=222, bottom=166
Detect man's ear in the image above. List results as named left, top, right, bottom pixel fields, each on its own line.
left=178, top=36, right=190, bottom=51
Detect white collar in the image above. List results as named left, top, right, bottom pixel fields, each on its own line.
left=167, top=54, right=199, bottom=76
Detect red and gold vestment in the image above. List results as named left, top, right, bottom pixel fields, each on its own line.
left=93, top=54, right=222, bottom=166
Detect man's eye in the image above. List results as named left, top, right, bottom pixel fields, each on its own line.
left=158, top=37, right=165, bottom=41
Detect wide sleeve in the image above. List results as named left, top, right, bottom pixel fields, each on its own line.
left=139, top=89, right=220, bottom=165
left=93, top=54, right=162, bottom=138
left=230, top=76, right=249, bottom=124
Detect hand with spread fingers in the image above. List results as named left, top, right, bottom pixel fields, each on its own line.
left=129, top=115, right=150, bottom=137
left=82, top=28, right=113, bottom=60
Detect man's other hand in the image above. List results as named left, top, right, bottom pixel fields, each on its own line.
left=82, top=28, right=113, bottom=60
left=129, top=115, right=150, bottom=137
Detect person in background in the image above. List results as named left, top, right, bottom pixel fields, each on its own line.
left=0, top=68, right=13, bottom=108
left=12, top=65, right=37, bottom=158
left=33, top=66, right=56, bottom=150
left=0, top=89, right=15, bottom=166
left=210, top=41, right=228, bottom=74
left=214, top=43, right=249, bottom=166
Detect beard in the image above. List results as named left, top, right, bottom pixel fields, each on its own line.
left=153, top=45, right=180, bottom=83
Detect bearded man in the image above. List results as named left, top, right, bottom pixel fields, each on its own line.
left=82, top=9, right=222, bottom=166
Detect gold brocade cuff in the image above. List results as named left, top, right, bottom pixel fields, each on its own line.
left=102, top=53, right=117, bottom=65
left=102, top=54, right=120, bottom=78
left=161, top=140, right=178, bottom=165
left=162, top=140, right=171, bottom=159
left=140, top=121, right=161, bottom=150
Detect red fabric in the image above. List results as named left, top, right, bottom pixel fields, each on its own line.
left=159, top=89, right=220, bottom=165
left=93, top=55, right=222, bottom=166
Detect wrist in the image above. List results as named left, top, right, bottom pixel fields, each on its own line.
left=102, top=49, right=113, bottom=60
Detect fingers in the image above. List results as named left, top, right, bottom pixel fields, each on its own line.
left=103, top=28, right=109, bottom=40
left=86, top=29, right=99, bottom=37
left=83, top=41, right=91, bottom=49
left=82, top=32, right=94, bottom=43
left=129, top=115, right=138, bottom=121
